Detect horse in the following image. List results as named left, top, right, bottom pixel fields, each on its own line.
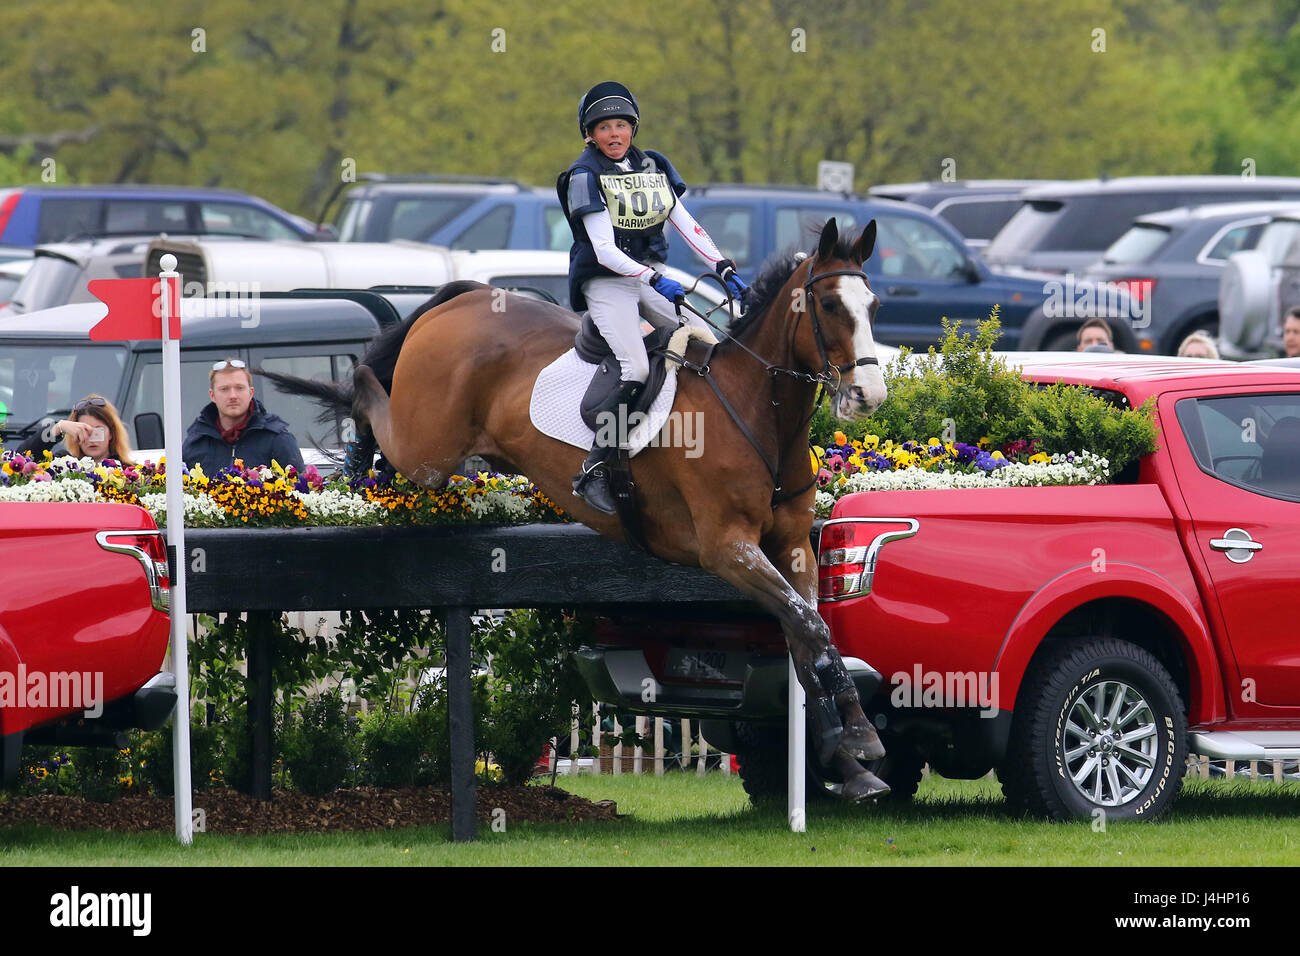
left=270, top=217, right=891, bottom=799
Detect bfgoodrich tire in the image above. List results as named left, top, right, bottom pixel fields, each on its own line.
left=1011, top=638, right=1187, bottom=822
left=732, top=721, right=925, bottom=806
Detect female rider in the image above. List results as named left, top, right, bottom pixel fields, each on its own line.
left=558, top=81, right=748, bottom=514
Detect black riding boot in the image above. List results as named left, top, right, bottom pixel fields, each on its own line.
left=573, top=443, right=618, bottom=515
left=573, top=379, right=643, bottom=515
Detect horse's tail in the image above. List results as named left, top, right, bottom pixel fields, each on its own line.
left=263, top=280, right=488, bottom=477
left=360, top=280, right=488, bottom=393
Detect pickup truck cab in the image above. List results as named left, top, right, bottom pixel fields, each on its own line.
left=819, top=358, right=1300, bottom=819
left=0, top=501, right=175, bottom=784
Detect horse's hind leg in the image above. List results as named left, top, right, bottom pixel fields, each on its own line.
left=352, top=364, right=471, bottom=489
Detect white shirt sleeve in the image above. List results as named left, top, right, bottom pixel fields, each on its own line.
left=668, top=200, right=724, bottom=266
left=582, top=210, right=656, bottom=282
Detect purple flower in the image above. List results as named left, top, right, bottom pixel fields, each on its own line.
left=953, top=443, right=979, bottom=465
left=32, top=472, right=51, bottom=482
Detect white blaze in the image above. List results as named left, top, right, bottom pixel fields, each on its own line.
left=834, top=275, right=887, bottom=414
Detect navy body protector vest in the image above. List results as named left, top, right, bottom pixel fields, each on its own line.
left=557, top=144, right=686, bottom=311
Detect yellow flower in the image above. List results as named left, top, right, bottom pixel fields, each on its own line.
left=1029, top=452, right=1049, bottom=464
left=863, top=434, right=879, bottom=449
left=808, top=448, right=820, bottom=474
left=991, top=451, right=1005, bottom=460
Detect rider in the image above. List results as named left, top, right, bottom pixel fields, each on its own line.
left=558, top=81, right=749, bottom=515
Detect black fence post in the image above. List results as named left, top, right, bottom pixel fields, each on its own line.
left=245, top=611, right=274, bottom=801
left=445, top=606, right=476, bottom=842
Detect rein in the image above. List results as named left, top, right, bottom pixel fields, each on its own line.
left=674, top=260, right=878, bottom=505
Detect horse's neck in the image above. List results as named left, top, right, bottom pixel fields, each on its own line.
left=727, top=293, right=820, bottom=466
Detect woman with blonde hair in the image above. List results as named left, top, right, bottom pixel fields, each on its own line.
left=1177, top=330, right=1220, bottom=359
left=53, top=395, right=136, bottom=466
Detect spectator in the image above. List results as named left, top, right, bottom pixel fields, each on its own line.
left=1285, top=308, right=1300, bottom=359
left=48, top=395, right=136, bottom=466
left=1076, top=318, right=1115, bottom=352
left=183, top=358, right=304, bottom=476
left=1177, top=331, right=1220, bottom=359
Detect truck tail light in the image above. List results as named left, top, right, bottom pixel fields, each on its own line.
left=818, top=518, right=919, bottom=602
left=96, top=530, right=170, bottom=613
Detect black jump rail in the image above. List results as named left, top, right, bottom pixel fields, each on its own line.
left=185, top=523, right=754, bottom=841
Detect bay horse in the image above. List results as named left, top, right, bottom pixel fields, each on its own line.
left=272, top=218, right=891, bottom=799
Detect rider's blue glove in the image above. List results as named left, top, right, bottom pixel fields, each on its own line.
left=650, top=271, right=685, bottom=303
left=715, top=258, right=748, bottom=299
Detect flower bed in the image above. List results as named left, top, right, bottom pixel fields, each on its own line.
left=810, top=432, right=1112, bottom=516
left=0, top=436, right=1117, bottom=528
left=0, top=451, right=565, bottom=528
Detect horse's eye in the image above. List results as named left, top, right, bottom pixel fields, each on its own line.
left=820, top=297, right=838, bottom=312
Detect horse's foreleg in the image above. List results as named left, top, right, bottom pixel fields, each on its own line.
left=699, top=538, right=883, bottom=765
left=773, top=536, right=884, bottom=763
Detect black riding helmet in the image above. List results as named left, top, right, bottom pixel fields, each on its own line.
left=578, top=81, right=639, bottom=138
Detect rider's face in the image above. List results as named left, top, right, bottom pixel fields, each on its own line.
left=589, top=119, right=632, bottom=161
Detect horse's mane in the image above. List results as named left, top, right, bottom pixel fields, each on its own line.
left=727, top=228, right=860, bottom=338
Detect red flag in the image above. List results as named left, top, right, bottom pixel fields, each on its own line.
left=88, top=276, right=181, bottom=341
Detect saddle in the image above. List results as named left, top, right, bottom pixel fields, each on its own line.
left=574, top=313, right=675, bottom=432
left=573, top=313, right=681, bottom=553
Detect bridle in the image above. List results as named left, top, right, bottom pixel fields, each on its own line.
left=676, top=257, right=879, bottom=504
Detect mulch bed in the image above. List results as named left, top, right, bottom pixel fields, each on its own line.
left=0, top=785, right=620, bottom=835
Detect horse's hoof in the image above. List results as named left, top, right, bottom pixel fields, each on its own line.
left=838, top=722, right=886, bottom=761
left=840, top=768, right=890, bottom=802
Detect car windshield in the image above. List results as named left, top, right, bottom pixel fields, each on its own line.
left=1103, top=223, right=1172, bottom=264
left=985, top=200, right=1063, bottom=258
left=0, top=345, right=127, bottom=442
left=5, top=256, right=82, bottom=314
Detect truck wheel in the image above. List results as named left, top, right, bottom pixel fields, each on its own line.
left=1011, top=638, right=1187, bottom=822
left=732, top=721, right=925, bottom=806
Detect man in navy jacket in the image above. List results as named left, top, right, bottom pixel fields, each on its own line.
left=182, top=358, right=304, bottom=476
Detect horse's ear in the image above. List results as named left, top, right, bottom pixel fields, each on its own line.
left=817, top=217, right=839, bottom=261
left=852, top=220, right=877, bottom=264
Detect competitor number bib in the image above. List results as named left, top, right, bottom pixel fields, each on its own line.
left=599, top=172, right=675, bottom=231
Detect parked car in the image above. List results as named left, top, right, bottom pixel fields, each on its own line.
left=0, top=256, right=32, bottom=308
left=0, top=295, right=389, bottom=467
left=868, top=180, right=1063, bottom=252
left=0, top=236, right=179, bottom=317
left=1218, top=207, right=1300, bottom=359
left=0, top=184, right=322, bottom=246
left=144, top=240, right=722, bottom=315
left=983, top=176, right=1300, bottom=276
left=665, top=184, right=1135, bottom=351
left=323, top=174, right=567, bottom=251
left=582, top=357, right=1300, bottom=821
left=1081, top=201, right=1300, bottom=354
left=0, top=500, right=175, bottom=785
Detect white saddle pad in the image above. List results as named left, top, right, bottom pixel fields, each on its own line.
left=529, top=326, right=712, bottom=456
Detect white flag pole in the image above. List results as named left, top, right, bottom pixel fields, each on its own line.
left=159, top=253, right=194, bottom=844
left=788, top=656, right=806, bottom=833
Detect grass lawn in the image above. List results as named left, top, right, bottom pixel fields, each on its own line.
left=2, top=770, right=1298, bottom=866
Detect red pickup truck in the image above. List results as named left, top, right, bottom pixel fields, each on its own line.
left=581, top=358, right=1300, bottom=822
left=0, top=501, right=176, bottom=785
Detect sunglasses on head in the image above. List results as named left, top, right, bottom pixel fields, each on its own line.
left=212, top=359, right=248, bottom=371
left=72, top=397, right=108, bottom=412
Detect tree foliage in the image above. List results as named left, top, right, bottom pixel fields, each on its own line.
left=0, top=0, right=1284, bottom=220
